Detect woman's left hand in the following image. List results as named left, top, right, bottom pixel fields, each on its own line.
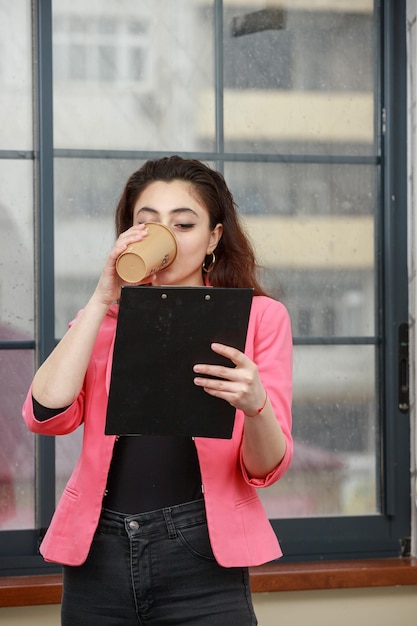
left=194, top=342, right=288, bottom=478
left=193, top=342, right=266, bottom=417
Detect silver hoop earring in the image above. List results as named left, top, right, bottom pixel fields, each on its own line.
left=202, top=252, right=216, bottom=273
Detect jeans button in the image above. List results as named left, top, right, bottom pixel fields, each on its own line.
left=128, top=520, right=139, bottom=530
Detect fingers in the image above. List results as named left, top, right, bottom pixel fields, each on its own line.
left=111, top=224, right=149, bottom=259
left=193, top=376, right=241, bottom=410
left=193, top=374, right=235, bottom=393
left=209, top=342, right=246, bottom=366
left=193, top=345, right=252, bottom=393
left=107, top=225, right=150, bottom=276
left=193, top=362, right=237, bottom=382
left=93, top=226, right=151, bottom=305
left=193, top=343, right=249, bottom=380
left=193, top=342, right=266, bottom=413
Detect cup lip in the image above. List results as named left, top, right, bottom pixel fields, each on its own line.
left=144, top=222, right=178, bottom=257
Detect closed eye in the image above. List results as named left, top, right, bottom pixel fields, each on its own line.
left=136, top=219, right=158, bottom=225
left=175, top=223, right=195, bottom=230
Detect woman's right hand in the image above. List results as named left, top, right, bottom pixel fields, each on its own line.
left=31, top=225, right=155, bottom=408
left=92, top=224, right=154, bottom=307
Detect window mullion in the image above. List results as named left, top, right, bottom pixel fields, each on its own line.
left=214, top=0, right=224, bottom=172
left=33, top=0, right=56, bottom=532
left=380, top=0, right=409, bottom=522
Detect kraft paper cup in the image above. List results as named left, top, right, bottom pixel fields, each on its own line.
left=116, top=223, right=178, bottom=283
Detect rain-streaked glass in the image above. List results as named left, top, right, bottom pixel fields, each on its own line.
left=226, top=160, right=378, bottom=517
left=0, top=162, right=34, bottom=339
left=222, top=1, right=375, bottom=155
left=0, top=350, right=35, bottom=530
left=259, top=345, right=377, bottom=518
left=54, top=158, right=146, bottom=337
left=52, top=0, right=215, bottom=152
left=0, top=2, right=33, bottom=150
left=226, top=161, right=376, bottom=337
left=0, top=1, right=35, bottom=531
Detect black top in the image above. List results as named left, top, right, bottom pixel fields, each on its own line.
left=104, top=435, right=202, bottom=514
left=32, top=396, right=202, bottom=514
left=32, top=396, right=70, bottom=420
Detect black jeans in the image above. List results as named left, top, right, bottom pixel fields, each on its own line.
left=61, top=499, right=258, bottom=625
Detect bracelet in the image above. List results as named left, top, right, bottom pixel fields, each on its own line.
left=245, top=391, right=268, bottom=418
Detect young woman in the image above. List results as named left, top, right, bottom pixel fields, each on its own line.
left=22, top=156, right=293, bottom=625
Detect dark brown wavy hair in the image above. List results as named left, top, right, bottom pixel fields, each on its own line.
left=115, top=155, right=268, bottom=296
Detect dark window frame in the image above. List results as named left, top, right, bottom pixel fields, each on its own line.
left=0, top=0, right=410, bottom=576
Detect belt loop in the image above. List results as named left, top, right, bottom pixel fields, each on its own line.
left=163, top=508, right=177, bottom=538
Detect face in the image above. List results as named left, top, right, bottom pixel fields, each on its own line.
left=132, top=180, right=223, bottom=287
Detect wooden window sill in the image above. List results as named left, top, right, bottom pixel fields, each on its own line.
left=249, top=557, right=417, bottom=593
left=0, top=558, right=417, bottom=607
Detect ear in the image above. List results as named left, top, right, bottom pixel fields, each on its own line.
left=207, top=223, right=223, bottom=254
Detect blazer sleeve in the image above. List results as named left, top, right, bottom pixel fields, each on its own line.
left=21, top=312, right=86, bottom=436
left=240, top=297, right=293, bottom=488
left=22, top=385, right=85, bottom=436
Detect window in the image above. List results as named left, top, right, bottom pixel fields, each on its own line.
left=0, top=0, right=410, bottom=576
left=54, top=15, right=149, bottom=84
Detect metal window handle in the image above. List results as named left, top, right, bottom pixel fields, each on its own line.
left=398, top=322, right=409, bottom=412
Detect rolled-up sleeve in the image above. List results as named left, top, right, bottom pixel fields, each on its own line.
left=22, top=385, right=85, bottom=436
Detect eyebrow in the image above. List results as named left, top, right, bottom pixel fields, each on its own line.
left=135, top=207, right=199, bottom=218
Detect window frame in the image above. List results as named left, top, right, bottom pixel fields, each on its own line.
left=0, top=0, right=410, bottom=576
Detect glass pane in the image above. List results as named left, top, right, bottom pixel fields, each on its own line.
left=225, top=161, right=376, bottom=336
left=0, top=1, right=33, bottom=150
left=54, top=158, right=144, bottom=337
left=258, top=345, right=378, bottom=518
left=52, top=0, right=215, bottom=151
left=0, top=350, right=35, bottom=530
left=279, top=269, right=374, bottom=338
left=0, top=160, right=34, bottom=339
left=56, top=428, right=83, bottom=503
left=222, top=1, right=376, bottom=155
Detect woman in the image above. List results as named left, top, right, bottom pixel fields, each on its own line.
left=22, top=156, right=293, bottom=625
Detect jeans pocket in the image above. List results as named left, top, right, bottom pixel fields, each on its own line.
left=176, top=520, right=216, bottom=562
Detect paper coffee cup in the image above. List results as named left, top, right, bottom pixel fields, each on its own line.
left=116, top=223, right=178, bottom=283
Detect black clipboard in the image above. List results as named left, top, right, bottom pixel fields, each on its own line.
left=105, top=286, right=253, bottom=439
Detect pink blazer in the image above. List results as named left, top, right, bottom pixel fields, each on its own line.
left=22, top=295, right=293, bottom=568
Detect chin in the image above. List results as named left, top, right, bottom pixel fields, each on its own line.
left=152, top=271, right=174, bottom=286
left=152, top=268, right=204, bottom=287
